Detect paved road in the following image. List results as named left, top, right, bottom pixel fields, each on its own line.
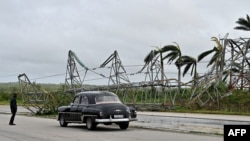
left=0, top=114, right=222, bottom=141
left=133, top=112, right=250, bottom=135
left=1, top=105, right=250, bottom=135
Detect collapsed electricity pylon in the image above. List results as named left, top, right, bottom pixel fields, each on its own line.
left=100, top=50, right=131, bottom=88
left=18, top=73, right=48, bottom=113
left=136, top=55, right=184, bottom=109
left=99, top=50, right=135, bottom=102
left=56, top=37, right=250, bottom=109
left=227, top=38, right=250, bottom=90
left=189, top=35, right=250, bottom=107
left=64, top=50, right=89, bottom=94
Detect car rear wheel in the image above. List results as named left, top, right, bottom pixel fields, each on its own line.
left=119, top=122, right=129, bottom=130
left=86, top=117, right=96, bottom=130
left=59, top=114, right=68, bottom=127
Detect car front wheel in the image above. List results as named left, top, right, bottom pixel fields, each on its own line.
left=86, top=117, right=96, bottom=130
left=59, top=114, right=68, bottom=127
left=119, top=122, right=129, bottom=130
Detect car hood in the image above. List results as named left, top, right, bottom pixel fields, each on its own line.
left=58, top=105, right=70, bottom=112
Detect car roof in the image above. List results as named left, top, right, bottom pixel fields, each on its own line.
left=76, top=91, right=117, bottom=97
left=75, top=91, right=118, bottom=104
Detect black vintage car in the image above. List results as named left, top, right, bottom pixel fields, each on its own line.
left=57, top=91, right=137, bottom=130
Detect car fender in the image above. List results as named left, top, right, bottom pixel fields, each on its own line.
left=129, top=107, right=137, bottom=118
left=80, top=108, right=100, bottom=122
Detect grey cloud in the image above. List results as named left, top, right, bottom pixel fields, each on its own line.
left=1, top=0, right=250, bottom=84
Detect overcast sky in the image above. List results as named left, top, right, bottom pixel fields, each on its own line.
left=0, top=0, right=249, bottom=85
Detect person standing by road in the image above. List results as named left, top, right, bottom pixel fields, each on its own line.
left=9, top=92, right=18, bottom=125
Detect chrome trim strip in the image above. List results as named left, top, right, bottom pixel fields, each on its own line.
left=95, top=118, right=130, bottom=123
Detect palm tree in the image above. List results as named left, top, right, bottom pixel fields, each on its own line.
left=143, top=43, right=182, bottom=90
left=162, top=42, right=182, bottom=92
left=198, top=37, right=225, bottom=74
left=179, top=55, right=198, bottom=86
left=234, top=14, right=250, bottom=31
left=143, top=47, right=166, bottom=83
left=143, top=43, right=182, bottom=106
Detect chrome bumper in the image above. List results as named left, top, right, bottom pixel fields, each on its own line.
left=95, top=117, right=137, bottom=123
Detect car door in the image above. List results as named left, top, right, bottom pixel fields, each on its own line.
left=76, top=96, right=88, bottom=121
left=70, top=96, right=80, bottom=121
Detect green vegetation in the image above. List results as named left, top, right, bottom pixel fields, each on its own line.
left=1, top=82, right=250, bottom=116
left=116, top=87, right=250, bottom=115
left=0, top=82, right=70, bottom=113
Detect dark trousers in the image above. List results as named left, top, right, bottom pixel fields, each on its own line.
left=9, top=112, right=16, bottom=124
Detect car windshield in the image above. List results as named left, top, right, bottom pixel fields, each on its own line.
left=95, top=95, right=122, bottom=104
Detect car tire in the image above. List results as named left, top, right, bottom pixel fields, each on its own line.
left=119, top=122, right=129, bottom=130
left=59, top=114, right=68, bottom=127
left=86, top=117, right=96, bottom=130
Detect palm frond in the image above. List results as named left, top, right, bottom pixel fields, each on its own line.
left=144, top=50, right=158, bottom=63
left=183, top=64, right=192, bottom=76
left=179, top=55, right=197, bottom=77
left=198, top=49, right=215, bottom=62
left=207, top=53, right=217, bottom=67
left=211, top=37, right=223, bottom=51
left=163, top=52, right=178, bottom=64
left=234, top=14, right=250, bottom=31
left=174, top=58, right=183, bottom=68
left=161, top=45, right=179, bottom=52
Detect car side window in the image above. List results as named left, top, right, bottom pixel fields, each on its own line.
left=81, top=96, right=88, bottom=105
left=73, top=96, right=80, bottom=104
